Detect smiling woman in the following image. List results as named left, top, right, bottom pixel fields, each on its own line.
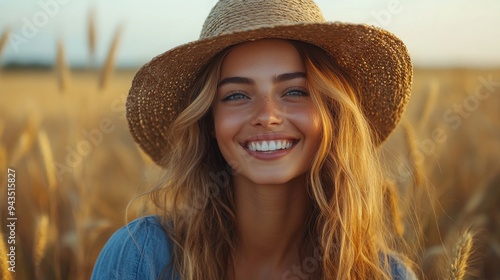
left=213, top=40, right=322, bottom=186
left=91, top=0, right=416, bottom=279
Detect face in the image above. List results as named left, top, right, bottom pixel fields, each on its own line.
left=212, top=39, right=322, bottom=185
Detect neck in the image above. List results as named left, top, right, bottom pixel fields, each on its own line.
left=232, top=174, right=310, bottom=268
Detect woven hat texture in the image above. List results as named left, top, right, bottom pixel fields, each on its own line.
left=127, top=0, right=413, bottom=166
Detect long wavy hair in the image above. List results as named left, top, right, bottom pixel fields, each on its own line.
left=150, top=40, right=410, bottom=280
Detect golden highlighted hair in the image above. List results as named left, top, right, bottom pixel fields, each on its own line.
left=293, top=41, right=398, bottom=279
left=150, top=40, right=410, bottom=280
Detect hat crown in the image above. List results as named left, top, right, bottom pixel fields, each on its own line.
left=201, top=0, right=326, bottom=39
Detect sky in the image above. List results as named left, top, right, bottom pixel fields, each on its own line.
left=0, top=0, right=499, bottom=68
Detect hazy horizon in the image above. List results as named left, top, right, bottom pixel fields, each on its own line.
left=1, top=0, right=499, bottom=68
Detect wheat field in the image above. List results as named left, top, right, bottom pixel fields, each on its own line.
left=0, top=46, right=499, bottom=279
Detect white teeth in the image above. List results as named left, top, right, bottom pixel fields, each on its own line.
left=261, top=141, right=269, bottom=151
left=247, top=140, right=294, bottom=152
left=269, top=141, right=276, bottom=150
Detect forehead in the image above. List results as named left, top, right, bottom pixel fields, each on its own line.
left=220, top=39, right=305, bottom=77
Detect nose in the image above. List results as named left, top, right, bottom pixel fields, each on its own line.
left=251, top=97, right=283, bottom=127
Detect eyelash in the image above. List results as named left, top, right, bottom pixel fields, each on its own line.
left=283, top=88, right=308, bottom=98
left=221, top=88, right=309, bottom=102
left=221, top=92, right=248, bottom=102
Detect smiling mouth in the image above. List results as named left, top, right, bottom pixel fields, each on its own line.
left=245, top=139, right=296, bottom=152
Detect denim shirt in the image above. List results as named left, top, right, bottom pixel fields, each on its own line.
left=92, top=216, right=417, bottom=280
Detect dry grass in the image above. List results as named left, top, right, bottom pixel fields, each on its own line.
left=446, top=228, right=475, bottom=280
left=2, top=66, right=498, bottom=279
left=56, top=39, right=72, bottom=92
left=99, top=26, right=123, bottom=90
left=0, top=231, right=13, bottom=280
left=88, top=7, right=97, bottom=63
left=401, top=120, right=424, bottom=187
left=0, top=28, right=10, bottom=59
left=1, top=69, right=152, bottom=279
left=388, top=68, right=500, bottom=279
left=10, top=116, right=37, bottom=166
left=0, top=10, right=499, bottom=278
left=33, top=215, right=50, bottom=277
left=37, top=129, right=57, bottom=191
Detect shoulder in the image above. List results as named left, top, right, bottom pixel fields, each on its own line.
left=388, top=254, right=418, bottom=280
left=91, top=215, right=174, bottom=280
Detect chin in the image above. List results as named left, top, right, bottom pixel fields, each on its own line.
left=242, top=170, right=306, bottom=186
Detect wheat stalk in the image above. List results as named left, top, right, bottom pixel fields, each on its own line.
left=33, top=215, right=50, bottom=277
left=88, top=7, right=97, bottom=66
left=0, top=28, right=10, bottom=61
left=0, top=121, right=5, bottom=173
left=462, top=167, right=500, bottom=218
left=56, top=39, right=72, bottom=92
left=11, top=117, right=38, bottom=165
left=37, top=129, right=57, bottom=190
left=0, top=145, right=6, bottom=178
left=401, top=121, right=424, bottom=187
left=0, top=231, right=13, bottom=280
left=417, top=80, right=439, bottom=131
left=37, top=129, right=63, bottom=279
left=0, top=119, right=4, bottom=138
left=446, top=228, right=474, bottom=280
left=445, top=166, right=500, bottom=246
left=99, top=25, right=123, bottom=90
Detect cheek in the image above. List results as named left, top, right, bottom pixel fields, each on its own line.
left=212, top=108, right=248, bottom=170
left=212, top=107, right=244, bottom=148
left=292, top=107, right=322, bottom=141
left=301, top=110, right=323, bottom=166
left=312, top=111, right=322, bottom=135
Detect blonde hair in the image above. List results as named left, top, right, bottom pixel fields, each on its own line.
left=150, top=40, right=410, bottom=280
left=293, top=41, right=401, bottom=279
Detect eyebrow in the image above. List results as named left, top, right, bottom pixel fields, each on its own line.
left=218, top=76, right=254, bottom=87
left=218, top=71, right=306, bottom=88
left=274, top=72, right=306, bottom=83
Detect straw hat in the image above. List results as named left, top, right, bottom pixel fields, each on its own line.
left=127, top=0, right=413, bottom=165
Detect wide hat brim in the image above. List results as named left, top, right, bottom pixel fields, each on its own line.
left=127, top=22, right=413, bottom=166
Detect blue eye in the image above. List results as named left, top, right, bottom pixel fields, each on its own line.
left=284, top=89, right=308, bottom=97
left=222, top=92, right=249, bottom=102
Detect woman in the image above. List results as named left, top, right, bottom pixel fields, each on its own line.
left=92, top=0, right=416, bottom=279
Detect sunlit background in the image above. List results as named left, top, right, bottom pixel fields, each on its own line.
left=1, top=0, right=500, bottom=68
left=0, top=1, right=499, bottom=279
